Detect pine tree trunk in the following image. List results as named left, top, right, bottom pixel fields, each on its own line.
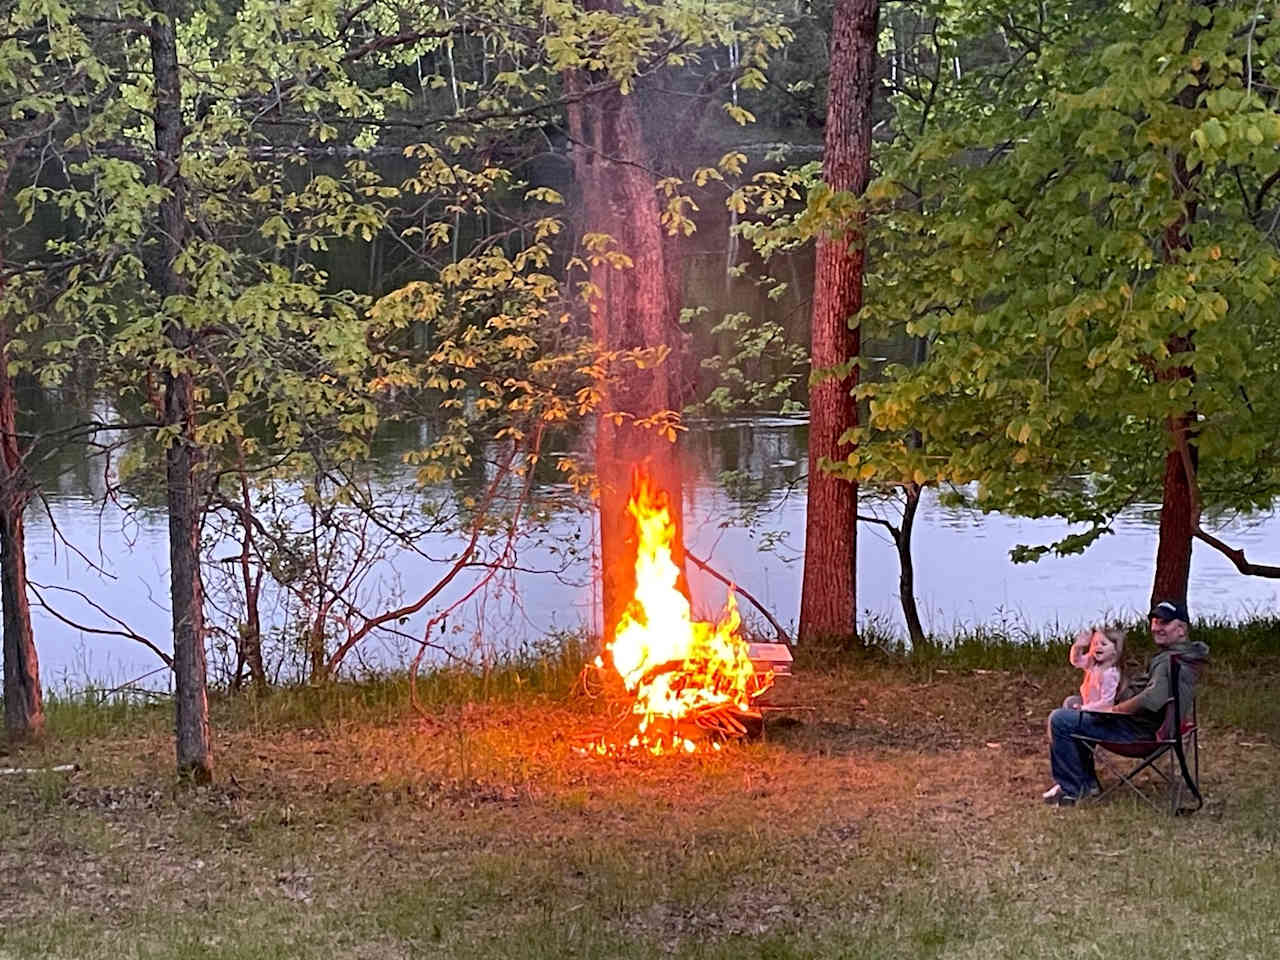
left=799, top=0, right=879, bottom=646
left=149, top=0, right=211, bottom=782
left=0, top=310, right=42, bottom=741
left=565, top=23, right=683, bottom=644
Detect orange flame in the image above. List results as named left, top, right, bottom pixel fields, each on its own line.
left=595, top=471, right=772, bottom=754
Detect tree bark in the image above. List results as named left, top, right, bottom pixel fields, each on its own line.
left=309, top=615, right=327, bottom=683
left=240, top=574, right=266, bottom=690
left=148, top=0, right=212, bottom=782
left=0, top=141, right=43, bottom=741
left=1151, top=157, right=1200, bottom=607
left=1150, top=3, right=1216, bottom=608
left=1152, top=404, right=1196, bottom=607
left=799, top=0, right=879, bottom=646
left=897, top=484, right=926, bottom=648
left=234, top=465, right=266, bottom=691
left=564, top=13, right=684, bottom=644
left=0, top=309, right=42, bottom=742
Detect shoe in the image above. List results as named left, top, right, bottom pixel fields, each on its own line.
left=1084, top=782, right=1101, bottom=798
left=1042, top=783, right=1062, bottom=801
left=1050, top=793, right=1079, bottom=807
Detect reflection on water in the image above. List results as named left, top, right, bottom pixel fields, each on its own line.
left=23, top=414, right=1280, bottom=689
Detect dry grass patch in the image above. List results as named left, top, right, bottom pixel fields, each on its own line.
left=2, top=663, right=1276, bottom=958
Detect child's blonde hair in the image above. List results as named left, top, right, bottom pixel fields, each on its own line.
left=1098, top=626, right=1125, bottom=660
left=1099, top=627, right=1127, bottom=695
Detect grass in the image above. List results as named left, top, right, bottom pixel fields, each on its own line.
left=2, top=617, right=1278, bottom=958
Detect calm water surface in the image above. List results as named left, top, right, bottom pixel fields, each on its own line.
left=26, top=416, right=1280, bottom=689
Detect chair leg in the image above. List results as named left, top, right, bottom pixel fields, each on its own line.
left=1179, top=727, right=1203, bottom=815
left=1192, top=727, right=1200, bottom=796
left=1074, top=724, right=1203, bottom=815
left=1086, top=744, right=1170, bottom=812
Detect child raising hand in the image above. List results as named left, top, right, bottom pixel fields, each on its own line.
left=1044, top=627, right=1125, bottom=800
left=1063, top=627, right=1124, bottom=711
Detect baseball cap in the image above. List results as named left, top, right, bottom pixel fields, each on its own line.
left=1149, top=599, right=1189, bottom=623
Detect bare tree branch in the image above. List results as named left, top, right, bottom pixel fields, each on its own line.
left=684, top=547, right=791, bottom=645
left=407, top=426, right=544, bottom=716
left=1170, top=412, right=1280, bottom=578
left=28, top=581, right=173, bottom=668
left=1193, top=527, right=1280, bottom=578
left=324, top=437, right=527, bottom=674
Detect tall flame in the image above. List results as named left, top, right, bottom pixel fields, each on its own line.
left=597, top=471, right=771, bottom=754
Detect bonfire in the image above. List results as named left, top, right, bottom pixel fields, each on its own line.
left=589, top=472, right=775, bottom=755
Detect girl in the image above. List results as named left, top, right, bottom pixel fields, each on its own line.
left=1064, top=626, right=1124, bottom=711
left=1043, top=627, right=1124, bottom=801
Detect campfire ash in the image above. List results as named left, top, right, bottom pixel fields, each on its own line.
left=583, top=472, right=787, bottom=756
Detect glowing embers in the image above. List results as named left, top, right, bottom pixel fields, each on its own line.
left=590, top=471, right=774, bottom=756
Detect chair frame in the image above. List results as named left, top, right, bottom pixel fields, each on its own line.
left=1070, top=654, right=1203, bottom=815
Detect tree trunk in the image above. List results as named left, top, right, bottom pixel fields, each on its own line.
left=0, top=310, right=42, bottom=742
left=165, top=371, right=211, bottom=780
left=227, top=451, right=265, bottom=692
left=799, top=0, right=879, bottom=646
left=1152, top=424, right=1196, bottom=606
left=1151, top=154, right=1199, bottom=608
left=240, top=571, right=266, bottom=691
left=564, top=20, right=684, bottom=644
left=1150, top=4, right=1214, bottom=608
left=897, top=484, right=926, bottom=648
left=148, top=0, right=211, bottom=782
left=1150, top=210, right=1199, bottom=605
left=309, top=601, right=329, bottom=683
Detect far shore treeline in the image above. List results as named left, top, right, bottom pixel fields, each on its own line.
left=3, top=0, right=1280, bottom=779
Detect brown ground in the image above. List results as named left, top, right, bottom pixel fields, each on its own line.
left=2, top=664, right=1275, bottom=955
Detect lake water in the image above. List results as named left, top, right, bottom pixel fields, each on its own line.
left=23, top=415, right=1280, bottom=692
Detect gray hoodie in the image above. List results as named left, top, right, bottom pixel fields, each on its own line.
left=1128, top=639, right=1211, bottom=726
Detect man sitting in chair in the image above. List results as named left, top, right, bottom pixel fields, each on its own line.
left=1044, top=600, right=1210, bottom=807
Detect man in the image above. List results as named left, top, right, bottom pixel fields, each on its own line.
left=1043, top=600, right=1210, bottom=806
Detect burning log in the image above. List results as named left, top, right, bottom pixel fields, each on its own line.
left=582, top=471, right=787, bottom=756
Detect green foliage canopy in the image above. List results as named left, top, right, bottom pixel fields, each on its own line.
left=849, top=0, right=1280, bottom=561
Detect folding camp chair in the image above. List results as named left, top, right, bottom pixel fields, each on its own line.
left=1071, top=654, right=1203, bottom=814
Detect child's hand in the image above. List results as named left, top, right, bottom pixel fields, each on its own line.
left=1073, top=628, right=1093, bottom=646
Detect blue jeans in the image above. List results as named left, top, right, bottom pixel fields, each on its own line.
left=1048, top=708, right=1157, bottom=799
